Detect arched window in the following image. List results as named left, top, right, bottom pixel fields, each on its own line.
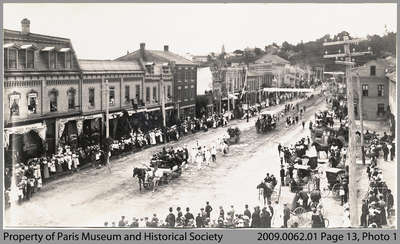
left=67, top=87, right=76, bottom=110
left=49, top=89, right=58, bottom=112
left=9, top=91, right=21, bottom=116
left=27, top=90, right=38, bottom=114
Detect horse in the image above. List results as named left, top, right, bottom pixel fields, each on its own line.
left=311, top=142, right=330, bottom=159
left=257, top=182, right=272, bottom=205
left=132, top=167, right=147, bottom=192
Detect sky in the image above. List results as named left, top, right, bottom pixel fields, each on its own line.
left=3, top=3, right=397, bottom=60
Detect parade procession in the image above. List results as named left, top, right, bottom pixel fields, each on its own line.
left=2, top=3, right=397, bottom=231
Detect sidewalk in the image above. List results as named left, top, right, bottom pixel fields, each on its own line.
left=354, top=121, right=396, bottom=228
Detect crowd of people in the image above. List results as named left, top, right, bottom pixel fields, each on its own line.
left=104, top=201, right=297, bottom=228
left=361, top=148, right=395, bottom=228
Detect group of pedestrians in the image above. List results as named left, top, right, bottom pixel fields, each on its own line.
left=105, top=201, right=297, bottom=228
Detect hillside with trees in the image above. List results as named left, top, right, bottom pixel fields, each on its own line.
left=219, top=31, right=396, bottom=71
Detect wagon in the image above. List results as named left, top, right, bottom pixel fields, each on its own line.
left=256, top=111, right=278, bottom=133
left=320, top=167, right=345, bottom=198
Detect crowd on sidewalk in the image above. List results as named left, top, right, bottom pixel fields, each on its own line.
left=104, top=201, right=296, bottom=228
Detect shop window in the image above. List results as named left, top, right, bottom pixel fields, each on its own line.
left=9, top=49, right=17, bottom=69
left=9, top=91, right=21, bottom=116
left=362, top=84, right=368, bottom=96
left=68, top=88, right=76, bottom=109
left=377, top=84, right=384, bottom=97
left=18, top=49, right=26, bottom=69
left=109, top=86, right=115, bottom=106
left=135, top=85, right=140, bottom=102
left=88, top=88, right=95, bottom=108
left=27, top=50, right=34, bottom=68
left=49, top=89, right=58, bottom=112
left=377, top=103, right=385, bottom=117
left=146, top=87, right=150, bottom=103
left=125, top=85, right=130, bottom=103
left=370, top=66, right=376, bottom=76
left=27, top=91, right=38, bottom=114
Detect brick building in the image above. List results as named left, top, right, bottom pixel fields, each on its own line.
left=3, top=19, right=81, bottom=157
left=116, top=44, right=197, bottom=119
left=352, top=59, right=390, bottom=121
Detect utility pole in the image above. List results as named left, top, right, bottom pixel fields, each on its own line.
left=323, top=35, right=371, bottom=227
left=244, top=66, right=249, bottom=122
left=104, top=79, right=111, bottom=173
left=160, top=72, right=166, bottom=127
left=357, top=74, right=365, bottom=164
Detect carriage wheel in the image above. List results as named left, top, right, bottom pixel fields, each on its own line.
left=332, top=183, right=341, bottom=198
left=294, top=206, right=306, bottom=216
left=324, top=218, right=330, bottom=228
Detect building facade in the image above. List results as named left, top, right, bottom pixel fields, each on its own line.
left=352, top=59, right=390, bottom=121
left=116, top=44, right=197, bottom=120
left=4, top=19, right=81, bottom=157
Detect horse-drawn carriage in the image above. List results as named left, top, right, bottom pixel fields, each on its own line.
left=256, top=111, right=277, bottom=133
left=320, top=167, right=346, bottom=198
left=132, top=151, right=183, bottom=192
left=225, top=127, right=241, bottom=145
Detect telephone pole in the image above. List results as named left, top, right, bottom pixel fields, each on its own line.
left=323, top=35, right=371, bottom=227
left=104, top=79, right=111, bottom=173
left=160, top=72, right=166, bottom=128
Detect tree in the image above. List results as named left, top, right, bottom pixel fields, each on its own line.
left=233, top=49, right=244, bottom=55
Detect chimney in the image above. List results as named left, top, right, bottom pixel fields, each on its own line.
left=140, top=43, right=146, bottom=60
left=164, top=45, right=169, bottom=52
left=21, top=18, right=30, bottom=35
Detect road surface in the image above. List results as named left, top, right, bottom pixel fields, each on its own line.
left=5, top=95, right=344, bottom=228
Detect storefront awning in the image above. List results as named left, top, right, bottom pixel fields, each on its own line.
left=165, top=106, right=174, bottom=110
left=4, top=123, right=47, bottom=148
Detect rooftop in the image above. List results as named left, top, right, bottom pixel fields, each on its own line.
left=254, top=54, right=290, bottom=65
left=78, top=59, right=143, bottom=72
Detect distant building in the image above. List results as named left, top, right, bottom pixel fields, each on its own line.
left=116, top=44, right=197, bottom=119
left=351, top=58, right=390, bottom=121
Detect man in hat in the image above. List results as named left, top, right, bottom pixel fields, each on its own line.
left=280, top=166, right=285, bottom=186
left=205, top=201, right=213, bottom=218
left=360, top=199, right=369, bottom=227
left=283, top=203, right=290, bottom=228
left=165, top=207, right=176, bottom=227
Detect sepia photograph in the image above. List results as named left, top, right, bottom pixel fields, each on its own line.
left=2, top=2, right=397, bottom=229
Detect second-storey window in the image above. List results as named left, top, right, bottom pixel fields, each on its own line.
left=362, top=84, right=368, bottom=96
left=27, top=50, right=34, bottom=68
left=9, top=49, right=17, bottom=69
left=125, top=85, right=130, bottom=103
left=109, top=86, right=115, bottom=106
left=27, top=92, right=38, bottom=114
left=65, top=51, right=71, bottom=69
left=88, top=88, right=95, bottom=107
left=67, top=88, right=76, bottom=109
left=135, top=85, right=140, bottom=102
left=146, top=87, right=150, bottom=102
left=18, top=49, right=26, bottom=69
left=49, top=89, right=58, bottom=112
left=153, top=87, right=157, bottom=102
left=49, top=51, right=56, bottom=69
left=58, top=52, right=65, bottom=68
left=377, top=84, right=384, bottom=97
